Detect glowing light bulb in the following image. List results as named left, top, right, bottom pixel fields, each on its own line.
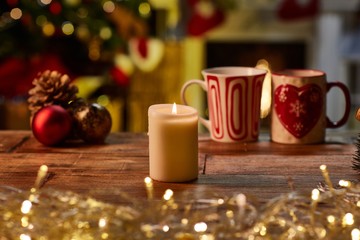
left=311, top=189, right=320, bottom=201
left=339, top=179, right=351, bottom=187
left=20, top=234, right=31, bottom=240
left=163, top=189, right=173, bottom=200
left=343, top=213, right=354, bottom=226
left=144, top=177, right=152, bottom=186
left=21, top=200, right=32, bottom=214
left=327, top=215, right=335, bottom=224
left=162, top=225, right=169, bottom=232
left=98, top=218, right=107, bottom=228
left=259, top=226, right=267, bottom=236
left=352, top=228, right=360, bottom=240
left=320, top=165, right=327, bottom=171
left=236, top=193, right=246, bottom=207
left=194, top=222, right=207, bottom=232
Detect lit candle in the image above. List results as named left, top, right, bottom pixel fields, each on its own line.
left=148, top=103, right=198, bottom=182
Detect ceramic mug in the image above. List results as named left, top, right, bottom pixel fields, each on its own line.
left=181, top=66, right=267, bottom=142
left=271, top=69, right=351, bottom=144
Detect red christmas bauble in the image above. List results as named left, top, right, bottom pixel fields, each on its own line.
left=32, top=105, right=72, bottom=146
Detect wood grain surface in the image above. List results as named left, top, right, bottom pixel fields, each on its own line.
left=0, top=130, right=358, bottom=204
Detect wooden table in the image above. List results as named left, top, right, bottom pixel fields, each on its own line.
left=0, top=130, right=358, bottom=204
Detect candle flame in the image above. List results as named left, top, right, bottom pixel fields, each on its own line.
left=172, top=102, right=177, bottom=114
left=256, top=59, right=272, bottom=119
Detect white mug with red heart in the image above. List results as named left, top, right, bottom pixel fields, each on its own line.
left=181, top=66, right=267, bottom=142
left=271, top=69, right=351, bottom=144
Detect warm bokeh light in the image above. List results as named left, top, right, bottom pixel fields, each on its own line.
left=77, top=7, right=88, bottom=18
left=320, top=164, right=327, bottom=171
left=139, top=2, right=151, bottom=17
left=339, top=179, right=352, bottom=187
left=62, top=21, right=74, bottom=35
left=36, top=15, right=47, bottom=26
left=352, top=228, right=360, bottom=240
left=103, top=1, right=115, bottom=13
left=98, top=218, right=107, bottom=228
left=327, top=215, right=335, bottom=224
left=311, top=189, right=320, bottom=201
left=88, top=38, right=100, bottom=61
left=19, top=234, right=31, bottom=240
left=163, top=189, right=173, bottom=200
left=42, top=22, right=55, bottom=36
left=144, top=177, right=152, bottom=185
left=21, top=200, right=32, bottom=214
left=39, top=0, right=52, bottom=5
left=10, top=8, right=22, bottom=20
left=343, top=213, right=354, bottom=226
left=194, top=222, right=207, bottom=232
left=100, top=27, right=112, bottom=40
left=76, top=25, right=90, bottom=40
left=97, top=95, right=110, bottom=107
left=162, top=225, right=170, bottom=232
left=64, top=0, right=81, bottom=6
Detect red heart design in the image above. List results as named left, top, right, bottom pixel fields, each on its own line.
left=274, top=84, right=323, bottom=138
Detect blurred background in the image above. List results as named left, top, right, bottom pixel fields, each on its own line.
left=1, top=0, right=360, bottom=132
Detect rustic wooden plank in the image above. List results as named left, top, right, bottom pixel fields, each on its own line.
left=199, top=138, right=356, bottom=156
left=203, top=153, right=355, bottom=175
left=0, top=130, right=358, bottom=206
left=17, top=132, right=150, bottom=155
left=0, top=130, right=31, bottom=153
left=0, top=151, right=206, bottom=203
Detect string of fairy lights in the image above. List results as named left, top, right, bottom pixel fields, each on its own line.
left=0, top=164, right=359, bottom=239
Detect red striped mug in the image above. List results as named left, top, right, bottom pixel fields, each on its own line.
left=181, top=67, right=267, bottom=142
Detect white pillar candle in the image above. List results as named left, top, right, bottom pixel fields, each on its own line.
left=148, top=103, right=198, bottom=182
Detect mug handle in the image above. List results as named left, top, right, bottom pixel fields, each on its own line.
left=180, top=80, right=211, bottom=131
left=326, top=82, right=351, bottom=128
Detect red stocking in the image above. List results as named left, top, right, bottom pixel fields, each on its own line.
left=187, top=0, right=225, bottom=36
left=277, top=0, right=319, bottom=21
